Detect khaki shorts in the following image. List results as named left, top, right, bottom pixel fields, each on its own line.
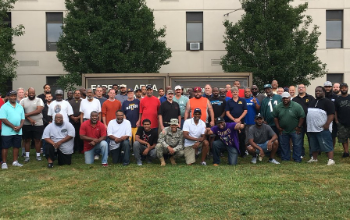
left=184, top=142, right=203, bottom=164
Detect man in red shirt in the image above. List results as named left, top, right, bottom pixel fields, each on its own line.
left=226, top=80, right=245, bottom=98
left=80, top=111, right=108, bottom=166
left=139, top=85, right=160, bottom=131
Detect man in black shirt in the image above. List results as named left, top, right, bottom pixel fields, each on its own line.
left=209, top=87, right=226, bottom=121
left=133, top=119, right=158, bottom=165
left=335, top=83, right=350, bottom=158
left=68, top=90, right=83, bottom=153
left=158, top=90, right=181, bottom=131
left=38, top=84, right=54, bottom=104
left=324, top=81, right=338, bottom=148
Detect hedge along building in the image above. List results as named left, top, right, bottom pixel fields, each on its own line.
left=10, top=0, right=350, bottom=93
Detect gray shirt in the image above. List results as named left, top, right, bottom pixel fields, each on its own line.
left=20, top=97, right=44, bottom=126
left=42, top=122, right=75, bottom=154
left=115, top=94, right=128, bottom=104
left=248, top=124, right=276, bottom=144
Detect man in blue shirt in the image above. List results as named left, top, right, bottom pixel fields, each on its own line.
left=0, top=90, right=25, bottom=169
left=244, top=87, right=260, bottom=146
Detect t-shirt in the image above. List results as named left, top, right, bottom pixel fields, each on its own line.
left=20, top=97, right=44, bottom=126
left=79, top=120, right=107, bottom=152
left=159, top=95, right=167, bottom=103
left=225, top=97, right=247, bottom=121
left=115, top=94, right=128, bottom=104
left=96, top=97, right=107, bottom=107
left=158, top=101, right=180, bottom=126
left=183, top=118, right=206, bottom=147
left=226, top=89, right=245, bottom=98
left=173, top=95, right=189, bottom=118
left=211, top=122, right=239, bottom=152
left=307, top=98, right=335, bottom=133
left=209, top=97, right=226, bottom=120
left=48, top=100, right=74, bottom=123
left=136, top=126, right=158, bottom=146
left=139, top=96, right=160, bottom=129
left=245, top=97, right=259, bottom=125
left=272, top=101, right=305, bottom=134
left=107, top=119, right=132, bottom=150
left=260, top=95, right=282, bottom=126
left=248, top=124, right=276, bottom=144
left=80, top=98, right=101, bottom=119
left=68, top=99, right=81, bottom=117
left=122, top=99, right=140, bottom=128
left=102, top=99, right=122, bottom=126
left=335, top=95, right=350, bottom=127
left=42, top=121, right=75, bottom=154
left=0, top=102, right=25, bottom=136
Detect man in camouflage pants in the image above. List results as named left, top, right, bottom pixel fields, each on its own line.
left=156, top=118, right=184, bottom=166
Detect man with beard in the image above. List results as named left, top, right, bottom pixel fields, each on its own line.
left=20, top=88, right=44, bottom=162
left=79, top=88, right=87, bottom=99
left=251, top=85, right=266, bottom=105
left=307, top=86, right=335, bottom=165
left=66, top=91, right=73, bottom=101
left=135, top=88, right=142, bottom=101
left=173, top=85, right=189, bottom=129
left=324, top=81, right=338, bottom=148
left=158, top=88, right=165, bottom=99
left=102, top=86, right=108, bottom=99
left=209, top=87, right=226, bottom=122
left=42, top=114, right=75, bottom=168
left=108, top=110, right=132, bottom=165
left=48, top=89, right=74, bottom=124
left=246, top=114, right=280, bottom=164
left=219, top=88, right=227, bottom=99
left=139, top=85, right=160, bottom=131
left=227, top=80, right=244, bottom=98
left=0, top=90, right=25, bottom=169
left=206, top=117, right=244, bottom=166
left=38, top=84, right=52, bottom=103
left=115, top=84, right=128, bottom=104
left=80, top=88, right=101, bottom=124
left=244, top=88, right=260, bottom=146
left=335, top=83, right=350, bottom=158
left=333, top=83, right=340, bottom=96
left=68, top=90, right=83, bottom=153
left=159, top=85, right=172, bottom=103
left=141, top=85, right=147, bottom=98
left=80, top=111, right=108, bottom=166
left=271, top=80, right=278, bottom=94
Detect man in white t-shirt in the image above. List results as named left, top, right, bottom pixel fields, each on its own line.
left=183, top=108, right=209, bottom=165
left=107, top=110, right=132, bottom=165
left=48, top=89, right=74, bottom=123
left=80, top=88, right=101, bottom=123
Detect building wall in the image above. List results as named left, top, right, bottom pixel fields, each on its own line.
left=10, top=0, right=350, bottom=95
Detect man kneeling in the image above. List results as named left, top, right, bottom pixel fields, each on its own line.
left=156, top=118, right=184, bottom=166
left=80, top=111, right=108, bottom=167
left=42, top=114, right=75, bottom=168
left=246, top=114, right=280, bottom=164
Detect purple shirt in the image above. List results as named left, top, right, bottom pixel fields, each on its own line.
left=210, top=122, right=240, bottom=153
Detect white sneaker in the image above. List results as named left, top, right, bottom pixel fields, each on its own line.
left=251, top=157, right=257, bottom=164
left=94, top=155, right=99, bottom=160
left=12, top=161, right=23, bottom=167
left=1, top=163, right=8, bottom=169
left=201, top=161, right=207, bottom=166
left=307, top=157, right=318, bottom=163
left=269, top=159, right=280, bottom=164
left=327, top=159, right=335, bottom=166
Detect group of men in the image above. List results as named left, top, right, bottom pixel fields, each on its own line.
left=1, top=79, right=349, bottom=169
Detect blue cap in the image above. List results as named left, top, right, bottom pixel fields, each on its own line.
left=127, top=88, right=134, bottom=93
left=194, top=108, right=201, bottom=114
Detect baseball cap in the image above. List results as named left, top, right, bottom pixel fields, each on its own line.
left=255, top=113, right=264, bottom=119
left=8, top=90, right=17, bottom=96
left=169, top=118, right=178, bottom=125
left=281, top=92, right=290, bottom=98
left=146, top=85, right=152, bottom=90
left=193, top=108, right=201, bottom=114
left=216, top=117, right=225, bottom=124
left=193, top=87, right=201, bottom=92
left=324, top=81, right=332, bottom=87
left=175, top=85, right=182, bottom=90
left=340, top=83, right=348, bottom=88
left=55, top=89, right=64, bottom=95
left=135, top=88, right=141, bottom=92
left=264, top=84, right=272, bottom=89
left=167, top=90, right=174, bottom=94
left=120, top=84, right=127, bottom=88
left=127, top=88, right=134, bottom=93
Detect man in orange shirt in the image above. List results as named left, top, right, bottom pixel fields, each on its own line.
left=102, top=89, right=122, bottom=128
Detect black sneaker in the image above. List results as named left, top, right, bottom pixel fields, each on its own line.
left=47, top=163, right=54, bottom=168
left=342, top=152, right=349, bottom=158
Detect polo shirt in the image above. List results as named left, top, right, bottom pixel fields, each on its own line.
left=80, top=98, right=101, bottom=119
left=115, top=94, right=128, bottom=104
left=0, top=98, right=4, bottom=130
left=173, top=95, right=189, bottom=118
left=245, top=97, right=259, bottom=125
left=80, top=120, right=107, bottom=152
left=158, top=101, right=180, bottom=126
left=42, top=121, right=75, bottom=154
left=272, top=101, right=305, bottom=134
left=183, top=118, right=206, bottom=147
left=107, top=119, right=132, bottom=150
left=292, top=94, right=315, bottom=115
left=225, top=97, right=247, bottom=121
left=0, top=101, right=25, bottom=136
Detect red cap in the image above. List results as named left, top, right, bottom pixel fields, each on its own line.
left=193, top=87, right=201, bottom=92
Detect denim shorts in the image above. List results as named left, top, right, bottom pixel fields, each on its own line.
left=309, top=130, right=333, bottom=153
left=2, top=135, right=22, bottom=149
left=255, top=141, right=270, bottom=154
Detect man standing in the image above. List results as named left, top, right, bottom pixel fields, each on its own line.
left=133, top=119, right=158, bottom=165
left=115, top=84, right=128, bottom=104
left=122, top=88, right=140, bottom=144
left=0, top=90, right=25, bottom=169
left=225, top=84, right=232, bottom=98
left=48, top=89, right=74, bottom=124
left=159, top=85, right=172, bottom=103
left=107, top=110, right=131, bottom=165
left=112, top=84, right=118, bottom=94
left=80, top=111, right=108, bottom=166
left=244, top=87, right=260, bottom=145
left=102, top=89, right=122, bottom=127
left=184, top=87, right=215, bottom=127
left=307, top=86, right=335, bottom=165
left=227, top=81, right=244, bottom=98
left=324, top=81, right=338, bottom=148
left=68, top=90, right=83, bottom=153
left=158, top=88, right=165, bottom=99
left=203, top=84, right=213, bottom=98
left=66, top=91, right=73, bottom=101
left=277, top=87, right=284, bottom=95
left=183, top=108, right=209, bottom=165
left=38, top=84, right=52, bottom=103
left=42, top=114, right=75, bottom=168
left=273, top=92, right=305, bottom=162
left=80, top=88, right=101, bottom=123
left=102, top=86, right=108, bottom=99
left=173, top=85, right=189, bottom=129
left=333, top=83, right=340, bottom=96
left=206, top=117, right=244, bottom=166
left=246, top=114, right=280, bottom=164
left=156, top=118, right=184, bottom=166
left=335, top=83, right=350, bottom=158
left=135, top=88, right=142, bottom=101
left=141, top=85, right=147, bottom=98
left=289, top=86, right=297, bottom=99
left=219, top=88, right=227, bottom=99
left=139, top=85, right=160, bottom=131
left=17, top=88, right=25, bottom=103
left=271, top=80, right=278, bottom=94
left=158, top=90, right=181, bottom=131
left=209, top=87, right=226, bottom=123
left=20, top=88, right=44, bottom=162
left=95, top=86, right=107, bottom=107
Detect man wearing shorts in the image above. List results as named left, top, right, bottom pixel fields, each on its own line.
left=335, top=83, right=350, bottom=158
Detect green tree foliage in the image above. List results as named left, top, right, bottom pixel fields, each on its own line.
left=0, top=0, right=24, bottom=95
left=221, top=0, right=326, bottom=89
left=57, top=0, right=172, bottom=91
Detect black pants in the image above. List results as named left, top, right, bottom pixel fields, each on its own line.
left=72, top=122, right=83, bottom=153
left=238, top=131, right=246, bottom=157
left=45, top=143, right=72, bottom=165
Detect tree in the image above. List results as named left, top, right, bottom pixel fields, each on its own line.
left=56, top=0, right=172, bottom=91
left=221, top=0, right=326, bottom=89
left=0, top=0, right=25, bottom=95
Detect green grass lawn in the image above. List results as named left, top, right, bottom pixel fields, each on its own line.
left=1, top=143, right=350, bottom=219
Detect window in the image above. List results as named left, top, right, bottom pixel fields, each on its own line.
left=327, top=73, right=343, bottom=83
left=326, top=10, right=343, bottom=48
left=186, top=12, right=203, bottom=50
left=46, top=12, right=63, bottom=51
left=46, top=76, right=61, bottom=97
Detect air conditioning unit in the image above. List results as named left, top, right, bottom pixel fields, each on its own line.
left=190, top=42, right=200, bottom=51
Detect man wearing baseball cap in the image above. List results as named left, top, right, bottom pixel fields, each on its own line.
left=324, top=81, right=339, bottom=148
left=139, top=85, right=160, bottom=130
left=48, top=89, right=74, bottom=123
left=158, top=90, right=181, bottom=131
left=173, top=85, right=189, bottom=129
left=115, top=84, right=128, bottom=104
left=335, top=83, right=350, bottom=158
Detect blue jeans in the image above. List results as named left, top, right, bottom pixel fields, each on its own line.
left=280, top=132, right=302, bottom=162
left=110, top=140, right=130, bottom=165
left=84, top=140, right=108, bottom=164
left=133, top=141, right=156, bottom=163
left=308, top=130, right=333, bottom=153
left=300, top=127, right=311, bottom=157
left=212, top=139, right=238, bottom=165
